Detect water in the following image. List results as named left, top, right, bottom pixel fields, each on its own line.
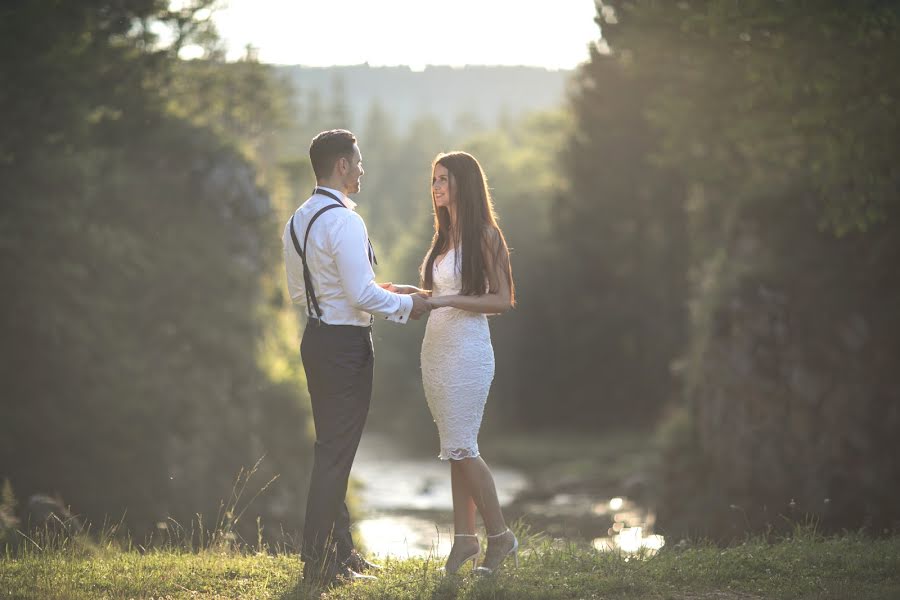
left=350, top=432, right=664, bottom=559
left=350, top=432, right=527, bottom=558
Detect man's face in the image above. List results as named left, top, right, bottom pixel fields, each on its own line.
left=342, top=143, right=364, bottom=195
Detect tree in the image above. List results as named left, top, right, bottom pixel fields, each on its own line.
left=594, top=0, right=900, bottom=538
left=549, top=6, right=689, bottom=430
left=0, top=0, right=312, bottom=545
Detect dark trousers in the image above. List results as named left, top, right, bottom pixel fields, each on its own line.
left=300, top=321, right=374, bottom=569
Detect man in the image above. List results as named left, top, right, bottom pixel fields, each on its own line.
left=282, top=129, right=429, bottom=585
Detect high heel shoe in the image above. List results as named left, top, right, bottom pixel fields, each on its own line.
left=443, top=533, right=480, bottom=574
left=475, top=529, right=518, bottom=575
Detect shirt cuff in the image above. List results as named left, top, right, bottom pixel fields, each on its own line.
left=384, top=294, right=413, bottom=324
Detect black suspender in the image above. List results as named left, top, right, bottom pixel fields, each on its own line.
left=289, top=204, right=343, bottom=320
left=312, top=187, right=378, bottom=266
left=288, top=188, right=379, bottom=323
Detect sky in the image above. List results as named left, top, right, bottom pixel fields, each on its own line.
left=185, top=0, right=601, bottom=70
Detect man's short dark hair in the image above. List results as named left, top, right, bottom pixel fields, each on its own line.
left=309, top=129, right=357, bottom=179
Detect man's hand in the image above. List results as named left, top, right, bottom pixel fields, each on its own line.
left=410, top=292, right=431, bottom=320
left=380, top=282, right=431, bottom=295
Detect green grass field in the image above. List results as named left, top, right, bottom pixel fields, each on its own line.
left=3, top=434, right=897, bottom=599
left=2, top=526, right=899, bottom=600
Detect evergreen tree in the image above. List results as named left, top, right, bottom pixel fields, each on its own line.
left=550, top=7, right=689, bottom=429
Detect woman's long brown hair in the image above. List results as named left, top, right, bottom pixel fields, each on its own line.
left=420, top=152, right=515, bottom=303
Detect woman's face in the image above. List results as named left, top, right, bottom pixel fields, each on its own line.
left=432, top=163, right=455, bottom=209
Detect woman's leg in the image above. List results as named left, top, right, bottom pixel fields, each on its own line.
left=444, top=460, right=480, bottom=573
left=456, top=456, right=517, bottom=572
left=455, top=456, right=506, bottom=534
left=451, top=461, right=477, bottom=534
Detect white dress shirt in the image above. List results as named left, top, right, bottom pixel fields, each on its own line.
left=283, top=187, right=413, bottom=326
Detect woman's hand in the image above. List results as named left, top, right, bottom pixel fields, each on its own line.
left=423, top=293, right=444, bottom=309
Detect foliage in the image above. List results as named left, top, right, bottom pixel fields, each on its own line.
left=551, top=22, right=689, bottom=429
left=0, top=0, right=311, bottom=546
left=585, top=1, right=900, bottom=538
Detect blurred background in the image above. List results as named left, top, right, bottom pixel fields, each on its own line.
left=1, top=0, right=898, bottom=558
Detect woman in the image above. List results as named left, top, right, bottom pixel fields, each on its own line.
left=386, top=151, right=517, bottom=574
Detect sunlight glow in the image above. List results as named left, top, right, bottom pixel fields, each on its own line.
left=593, top=496, right=666, bottom=556
left=593, top=527, right=666, bottom=555
left=356, top=516, right=453, bottom=558
left=210, top=0, right=600, bottom=69
left=178, top=44, right=206, bottom=60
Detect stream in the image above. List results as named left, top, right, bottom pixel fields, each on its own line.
left=350, top=432, right=664, bottom=559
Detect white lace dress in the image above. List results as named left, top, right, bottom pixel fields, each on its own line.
left=421, top=248, right=495, bottom=461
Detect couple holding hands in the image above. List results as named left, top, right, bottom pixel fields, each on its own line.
left=282, top=129, right=517, bottom=586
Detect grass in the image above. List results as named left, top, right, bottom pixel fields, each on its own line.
left=3, top=436, right=897, bottom=598
left=1, top=548, right=295, bottom=599
left=2, top=524, right=899, bottom=599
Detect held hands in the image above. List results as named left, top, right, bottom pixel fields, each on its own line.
left=410, top=293, right=431, bottom=320
left=380, top=282, right=433, bottom=320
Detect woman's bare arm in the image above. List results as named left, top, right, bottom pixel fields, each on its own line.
left=425, top=228, right=513, bottom=314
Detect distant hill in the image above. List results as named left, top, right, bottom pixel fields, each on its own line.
left=275, top=64, right=573, bottom=132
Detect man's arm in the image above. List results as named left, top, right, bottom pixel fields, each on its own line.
left=379, top=282, right=429, bottom=295
left=331, top=214, right=415, bottom=323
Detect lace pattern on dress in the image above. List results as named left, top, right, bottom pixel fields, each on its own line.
left=441, top=446, right=481, bottom=461
left=421, top=247, right=494, bottom=463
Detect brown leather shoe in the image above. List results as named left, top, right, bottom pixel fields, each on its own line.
left=333, top=565, right=378, bottom=585
left=304, top=562, right=377, bottom=588
left=344, top=549, right=383, bottom=572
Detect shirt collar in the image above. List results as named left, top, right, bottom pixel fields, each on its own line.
left=315, top=185, right=357, bottom=211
